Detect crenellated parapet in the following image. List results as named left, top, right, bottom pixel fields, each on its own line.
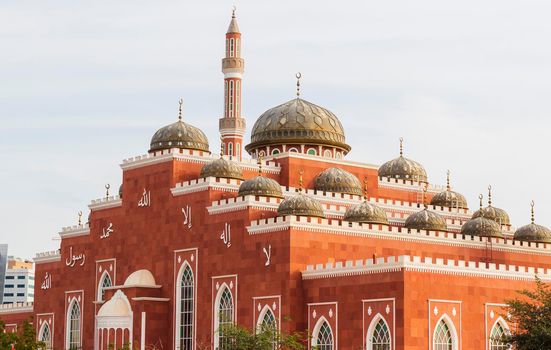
left=34, top=250, right=61, bottom=264
left=59, top=223, right=90, bottom=239
left=303, top=255, right=551, bottom=281
left=207, top=195, right=282, bottom=214
left=172, top=177, right=241, bottom=196
left=89, top=195, right=122, bottom=211
left=0, top=302, right=34, bottom=314
left=378, top=176, right=444, bottom=194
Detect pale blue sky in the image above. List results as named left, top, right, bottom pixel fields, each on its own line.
left=2, top=0, right=551, bottom=258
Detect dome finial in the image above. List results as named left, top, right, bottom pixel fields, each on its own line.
left=487, top=185, right=492, bottom=206
left=105, top=184, right=110, bottom=199
left=178, top=98, right=183, bottom=121
left=78, top=210, right=82, bottom=226
left=219, top=137, right=224, bottom=158
left=295, top=72, right=302, bottom=98
left=299, top=169, right=304, bottom=192
left=446, top=170, right=451, bottom=191
left=232, top=5, right=236, bottom=18
left=363, top=178, right=369, bottom=201
left=422, top=185, right=428, bottom=209
left=257, top=156, right=263, bottom=176
left=530, top=200, right=535, bottom=224
left=399, top=137, right=404, bottom=156
left=478, top=194, right=483, bottom=210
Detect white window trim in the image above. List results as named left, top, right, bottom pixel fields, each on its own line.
left=38, top=322, right=52, bottom=350
left=65, top=297, right=82, bottom=350
left=97, top=271, right=112, bottom=302
left=366, top=313, right=391, bottom=350
left=256, top=305, right=277, bottom=331
left=311, top=316, right=334, bottom=349
left=213, top=284, right=234, bottom=350
left=489, top=317, right=510, bottom=350
left=432, top=314, right=458, bottom=350
left=175, top=261, right=195, bottom=350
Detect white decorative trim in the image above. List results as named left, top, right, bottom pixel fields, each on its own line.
left=208, top=195, right=281, bottom=214
left=89, top=196, right=122, bottom=211
left=34, top=250, right=61, bottom=264
left=131, top=297, right=170, bottom=302
left=268, top=151, right=378, bottom=170
left=303, top=255, right=551, bottom=281
left=172, top=177, right=241, bottom=196
left=59, top=224, right=90, bottom=239
left=248, top=216, right=547, bottom=255
left=0, top=302, right=34, bottom=314
left=378, top=176, right=444, bottom=193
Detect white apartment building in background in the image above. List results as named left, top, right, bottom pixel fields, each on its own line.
left=3, top=256, right=34, bottom=304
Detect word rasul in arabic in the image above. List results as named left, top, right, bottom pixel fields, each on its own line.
left=65, top=247, right=85, bottom=267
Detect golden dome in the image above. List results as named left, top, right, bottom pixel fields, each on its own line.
left=461, top=217, right=502, bottom=238
left=314, top=167, right=363, bottom=196
left=430, top=171, right=468, bottom=209
left=200, top=157, right=243, bottom=180
left=149, top=100, right=209, bottom=153
left=404, top=208, right=447, bottom=231
left=245, top=98, right=350, bottom=154
left=471, top=186, right=510, bottom=226
left=378, top=138, right=427, bottom=182
left=514, top=201, right=551, bottom=243
left=237, top=176, right=283, bottom=198
left=344, top=201, right=388, bottom=225
left=278, top=192, right=325, bottom=218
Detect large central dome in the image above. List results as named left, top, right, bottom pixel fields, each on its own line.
left=245, top=98, right=351, bottom=157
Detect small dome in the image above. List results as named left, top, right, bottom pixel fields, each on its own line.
left=430, top=171, right=468, bottom=209
left=124, top=269, right=156, bottom=287
left=461, top=217, right=503, bottom=238
left=200, top=156, right=243, bottom=180
left=404, top=208, right=447, bottom=231
left=378, top=138, right=427, bottom=182
left=514, top=202, right=551, bottom=243
left=278, top=192, right=325, bottom=218
left=471, top=187, right=510, bottom=225
left=314, top=168, right=363, bottom=196
left=149, top=101, right=209, bottom=153
left=98, top=290, right=131, bottom=317
left=344, top=201, right=388, bottom=225
left=245, top=98, right=350, bottom=155
left=238, top=176, right=283, bottom=198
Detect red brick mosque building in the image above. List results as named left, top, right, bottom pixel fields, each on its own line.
left=2, top=10, right=551, bottom=350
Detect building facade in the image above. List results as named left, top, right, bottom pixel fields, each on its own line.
left=0, top=244, right=7, bottom=304
left=3, top=257, right=35, bottom=304
left=2, top=10, right=551, bottom=350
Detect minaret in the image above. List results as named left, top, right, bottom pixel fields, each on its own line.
left=219, top=8, right=246, bottom=160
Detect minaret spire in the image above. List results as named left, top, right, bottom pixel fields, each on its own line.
left=219, top=7, right=246, bottom=161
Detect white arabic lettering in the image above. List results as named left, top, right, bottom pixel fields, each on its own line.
left=138, top=189, right=151, bottom=207
left=65, top=246, right=86, bottom=267
left=41, top=272, right=52, bottom=290
left=100, top=222, right=114, bottom=239
left=182, top=205, right=192, bottom=228
left=263, top=244, right=272, bottom=266
left=220, top=223, right=231, bottom=248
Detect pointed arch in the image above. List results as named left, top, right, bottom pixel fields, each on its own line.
left=97, top=271, right=112, bottom=302
left=489, top=317, right=510, bottom=350
left=66, top=298, right=81, bottom=350
left=175, top=261, right=195, bottom=350
left=432, top=314, right=458, bottom=350
left=367, top=313, right=391, bottom=350
left=38, top=322, right=52, bottom=349
left=311, top=316, right=334, bottom=350
left=214, top=284, right=234, bottom=350
left=256, top=305, right=277, bottom=331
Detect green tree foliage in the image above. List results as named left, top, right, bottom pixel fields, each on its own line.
left=505, top=277, right=551, bottom=349
left=215, top=321, right=307, bottom=350
left=0, top=318, right=45, bottom=350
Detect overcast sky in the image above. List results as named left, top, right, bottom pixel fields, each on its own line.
left=2, top=0, right=551, bottom=259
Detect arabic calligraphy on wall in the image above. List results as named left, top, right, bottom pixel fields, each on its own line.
left=41, top=272, right=52, bottom=290
left=100, top=222, right=114, bottom=239
left=182, top=205, right=192, bottom=229
left=138, top=189, right=151, bottom=207
left=65, top=247, right=86, bottom=267
left=220, top=223, right=231, bottom=248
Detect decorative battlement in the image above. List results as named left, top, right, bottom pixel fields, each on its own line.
left=89, top=195, right=122, bottom=211
left=208, top=195, right=281, bottom=214
left=303, top=255, right=551, bottom=282
left=270, top=151, right=379, bottom=170
left=172, top=177, right=241, bottom=196
left=59, top=224, right=90, bottom=239
left=0, top=302, right=34, bottom=314
left=247, top=215, right=548, bottom=255
left=34, top=250, right=61, bottom=264
left=378, top=176, right=444, bottom=193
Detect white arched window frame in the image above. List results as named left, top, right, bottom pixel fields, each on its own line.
left=335, top=152, right=342, bottom=159
left=228, top=142, right=234, bottom=157
left=236, top=143, right=240, bottom=159
left=432, top=314, right=458, bottom=350
left=306, top=148, right=317, bottom=156
left=323, top=149, right=332, bottom=158
left=175, top=262, right=195, bottom=350
left=66, top=298, right=81, bottom=350
left=38, top=322, right=52, bottom=350
left=214, top=285, right=234, bottom=350
left=366, top=313, right=391, bottom=350
left=236, top=80, right=240, bottom=116
left=489, top=317, right=510, bottom=350
left=311, top=316, right=334, bottom=350
left=97, top=271, right=112, bottom=302
left=256, top=305, right=277, bottom=331
left=288, top=147, right=299, bottom=153
left=271, top=149, right=280, bottom=155
left=225, top=39, right=229, bottom=56
left=229, top=81, right=234, bottom=117
left=229, top=38, right=235, bottom=57
left=224, top=81, right=228, bottom=117
left=236, top=39, right=240, bottom=57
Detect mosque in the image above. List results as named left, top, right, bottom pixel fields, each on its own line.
left=2, top=9, right=551, bottom=350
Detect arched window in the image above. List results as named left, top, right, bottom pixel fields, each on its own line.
left=433, top=317, right=455, bottom=350
left=67, top=300, right=81, bottom=350
left=335, top=152, right=342, bottom=159
left=229, top=81, right=234, bottom=117
left=97, top=272, right=112, bottom=301
left=368, top=316, right=391, bottom=350
left=307, top=148, right=317, bottom=156
left=288, top=148, right=298, bottom=153
left=323, top=150, right=332, bottom=158
left=272, top=149, right=280, bottom=155
left=313, top=319, right=334, bottom=350
left=39, top=322, right=52, bottom=349
left=236, top=143, right=241, bottom=159
left=176, top=264, right=194, bottom=350
left=224, top=81, right=228, bottom=117
left=489, top=319, right=509, bottom=350
left=257, top=307, right=277, bottom=349
left=236, top=39, right=240, bottom=57
left=236, top=81, right=240, bottom=116
left=215, top=287, right=234, bottom=350
left=228, top=142, right=234, bottom=157
left=229, top=38, right=235, bottom=57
